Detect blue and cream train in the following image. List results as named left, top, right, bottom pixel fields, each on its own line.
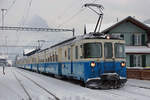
left=16, top=33, right=127, bottom=88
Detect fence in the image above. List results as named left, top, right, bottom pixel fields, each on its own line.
left=127, top=68, right=150, bottom=80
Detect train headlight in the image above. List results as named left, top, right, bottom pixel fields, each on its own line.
left=106, top=35, right=110, bottom=39
left=91, top=61, right=96, bottom=68
left=121, top=62, right=126, bottom=67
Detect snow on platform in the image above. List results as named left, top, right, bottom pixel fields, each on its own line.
left=1, top=67, right=150, bottom=100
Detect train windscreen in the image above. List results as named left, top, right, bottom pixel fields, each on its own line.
left=115, top=43, right=125, bottom=58
left=104, top=43, right=113, bottom=59
left=84, top=43, right=102, bottom=58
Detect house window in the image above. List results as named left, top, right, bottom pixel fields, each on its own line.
left=134, top=34, right=141, bottom=46
left=133, top=55, right=142, bottom=67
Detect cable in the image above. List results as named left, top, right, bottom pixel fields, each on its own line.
left=58, top=8, right=86, bottom=28
left=5, top=0, right=17, bottom=16
left=17, top=0, right=33, bottom=49
left=22, top=0, right=33, bottom=26
left=58, top=0, right=98, bottom=28
left=57, top=1, right=79, bottom=20
left=0, top=0, right=17, bottom=24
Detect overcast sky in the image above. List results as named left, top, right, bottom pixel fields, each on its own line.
left=0, top=0, right=150, bottom=33
left=0, top=0, right=150, bottom=60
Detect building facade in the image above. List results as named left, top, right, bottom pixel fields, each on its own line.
left=101, top=16, right=150, bottom=67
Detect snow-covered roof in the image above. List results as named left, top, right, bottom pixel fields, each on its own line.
left=0, top=55, right=8, bottom=59
left=125, top=46, right=150, bottom=54
left=101, top=16, right=150, bottom=34
left=23, top=49, right=36, bottom=55
left=145, top=24, right=150, bottom=27
left=86, top=16, right=150, bottom=34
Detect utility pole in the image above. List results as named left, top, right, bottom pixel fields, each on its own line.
left=37, top=40, right=45, bottom=49
left=1, top=9, right=7, bottom=56
left=1, top=9, right=7, bottom=28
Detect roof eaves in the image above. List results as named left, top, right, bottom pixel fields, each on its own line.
left=101, top=16, right=150, bottom=34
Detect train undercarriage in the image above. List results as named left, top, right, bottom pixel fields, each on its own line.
left=86, top=73, right=127, bottom=89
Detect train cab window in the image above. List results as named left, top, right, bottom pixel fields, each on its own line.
left=83, top=43, right=102, bottom=58
left=104, top=43, right=113, bottom=59
left=115, top=43, right=125, bottom=58
left=75, top=46, right=78, bottom=59
left=68, top=48, right=71, bottom=60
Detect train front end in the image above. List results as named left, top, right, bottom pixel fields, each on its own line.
left=82, top=36, right=127, bottom=89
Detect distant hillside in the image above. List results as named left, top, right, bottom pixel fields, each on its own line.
left=143, top=19, right=150, bottom=24
left=26, top=15, right=49, bottom=28
left=19, top=15, right=49, bottom=28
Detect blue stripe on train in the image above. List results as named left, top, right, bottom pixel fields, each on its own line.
left=22, top=61, right=126, bottom=82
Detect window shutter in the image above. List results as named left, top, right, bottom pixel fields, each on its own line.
left=141, top=34, right=145, bottom=46
left=132, top=34, right=135, bottom=46
left=142, top=55, right=146, bottom=67
left=130, top=55, right=134, bottom=67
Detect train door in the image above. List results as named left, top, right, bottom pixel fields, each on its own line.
left=58, top=48, right=62, bottom=75
left=67, top=45, right=74, bottom=75
left=103, top=42, right=115, bottom=73
left=70, top=45, right=74, bottom=74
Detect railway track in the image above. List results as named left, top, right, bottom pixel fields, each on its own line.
left=13, top=70, right=60, bottom=100
left=12, top=70, right=32, bottom=100
left=16, top=68, right=130, bottom=99
left=15, top=68, right=150, bottom=100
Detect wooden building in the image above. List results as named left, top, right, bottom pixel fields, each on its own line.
left=101, top=16, right=150, bottom=68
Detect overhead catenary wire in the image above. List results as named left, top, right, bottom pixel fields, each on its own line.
left=54, top=0, right=86, bottom=28
left=58, top=8, right=86, bottom=28
left=22, top=0, right=33, bottom=26
left=0, top=0, right=17, bottom=24
left=5, top=0, right=17, bottom=16
left=57, top=0, right=98, bottom=28
left=17, top=0, right=33, bottom=50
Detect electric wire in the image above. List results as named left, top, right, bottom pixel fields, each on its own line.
left=57, top=0, right=79, bottom=20
left=0, top=0, right=17, bottom=25
left=22, top=0, right=33, bottom=26
left=5, top=0, right=17, bottom=16
left=58, top=8, right=86, bottom=28
left=17, top=0, right=33, bottom=51
left=58, top=0, right=98, bottom=28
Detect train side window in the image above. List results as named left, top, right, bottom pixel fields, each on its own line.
left=75, top=46, right=78, bottom=59
left=50, top=55, right=52, bottom=62
left=68, top=48, right=71, bottom=60
left=80, top=45, right=84, bottom=58
left=55, top=52, right=57, bottom=61
left=56, top=55, right=58, bottom=61
left=53, top=54, right=55, bottom=62
left=50, top=56, right=52, bottom=62
left=65, top=50, right=67, bottom=58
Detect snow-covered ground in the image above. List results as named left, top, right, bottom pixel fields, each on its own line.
left=1, top=67, right=150, bottom=100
